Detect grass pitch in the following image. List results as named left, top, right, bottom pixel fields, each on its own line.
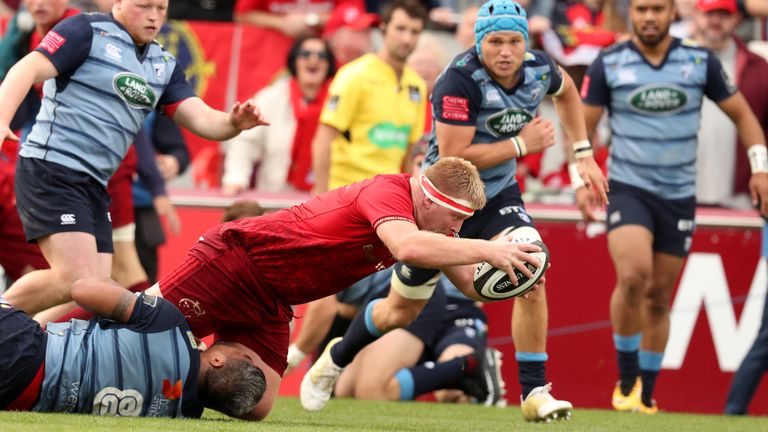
left=2, top=396, right=767, bottom=432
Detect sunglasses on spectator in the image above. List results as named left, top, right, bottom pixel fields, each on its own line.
left=298, top=50, right=330, bottom=60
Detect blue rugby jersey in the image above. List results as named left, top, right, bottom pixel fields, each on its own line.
left=21, top=13, right=195, bottom=186
left=33, top=294, right=202, bottom=418
left=422, top=48, right=564, bottom=199
left=582, top=38, right=736, bottom=199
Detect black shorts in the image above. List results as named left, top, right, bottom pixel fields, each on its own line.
left=430, top=298, right=488, bottom=359
left=15, top=157, right=113, bottom=253
left=459, top=183, right=535, bottom=241
left=0, top=299, right=46, bottom=409
left=606, top=180, right=696, bottom=257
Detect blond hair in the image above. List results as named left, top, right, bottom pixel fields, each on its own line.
left=423, top=157, right=486, bottom=210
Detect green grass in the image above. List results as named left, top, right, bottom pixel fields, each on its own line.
left=2, top=397, right=767, bottom=432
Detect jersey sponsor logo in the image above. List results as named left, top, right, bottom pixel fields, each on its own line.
left=628, top=84, right=688, bottom=115
left=530, top=85, right=542, bottom=102
left=186, top=330, right=198, bottom=349
left=485, top=109, right=533, bottom=137
left=113, top=73, right=157, bottom=109
left=60, top=214, right=76, bottom=225
left=455, top=53, right=473, bottom=67
left=154, top=63, right=166, bottom=79
left=408, top=85, right=421, bottom=102
left=617, top=68, right=637, bottom=84
left=442, top=95, right=469, bottom=121
left=367, top=123, right=410, bottom=149
left=677, top=219, right=695, bottom=232
left=105, top=43, right=122, bottom=62
left=326, top=95, right=340, bottom=111
left=39, top=30, right=66, bottom=54
left=93, top=387, right=143, bottom=416
left=162, top=379, right=183, bottom=400
left=142, top=294, right=158, bottom=307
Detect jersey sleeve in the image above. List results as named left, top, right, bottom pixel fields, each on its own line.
left=538, top=51, right=564, bottom=95
left=34, top=14, right=92, bottom=76
left=431, top=67, right=483, bottom=126
left=581, top=54, right=610, bottom=106
left=122, top=293, right=188, bottom=332
left=704, top=50, right=738, bottom=102
left=320, top=66, right=362, bottom=133
left=157, top=62, right=196, bottom=108
left=356, top=176, right=416, bottom=230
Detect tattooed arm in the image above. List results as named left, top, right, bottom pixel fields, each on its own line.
left=70, top=279, right=137, bottom=323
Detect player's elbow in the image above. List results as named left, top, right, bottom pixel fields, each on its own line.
left=392, top=245, right=430, bottom=268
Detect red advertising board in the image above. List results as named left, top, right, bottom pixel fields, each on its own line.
left=158, top=196, right=768, bottom=414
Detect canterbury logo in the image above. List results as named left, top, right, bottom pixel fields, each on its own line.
left=60, top=214, right=76, bottom=225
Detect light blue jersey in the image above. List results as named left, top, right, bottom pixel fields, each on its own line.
left=424, top=48, right=564, bottom=199
left=583, top=38, right=736, bottom=199
left=20, top=13, right=194, bottom=186
left=32, top=294, right=202, bottom=418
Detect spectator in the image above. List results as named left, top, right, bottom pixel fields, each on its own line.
left=323, top=1, right=377, bottom=66
left=222, top=35, right=335, bottom=194
left=671, top=0, right=697, bottom=37
left=234, top=0, right=362, bottom=38
left=454, top=5, right=478, bottom=48
left=693, top=0, right=768, bottom=209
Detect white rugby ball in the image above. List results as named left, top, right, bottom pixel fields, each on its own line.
left=473, top=240, right=549, bottom=301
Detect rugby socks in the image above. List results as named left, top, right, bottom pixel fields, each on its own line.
left=516, top=352, right=548, bottom=399
left=330, top=299, right=385, bottom=368
left=614, top=333, right=641, bottom=395
left=394, top=356, right=473, bottom=400
left=639, top=350, right=664, bottom=407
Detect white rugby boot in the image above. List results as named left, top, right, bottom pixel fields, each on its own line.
left=520, top=382, right=573, bottom=422
left=300, top=337, right=344, bottom=411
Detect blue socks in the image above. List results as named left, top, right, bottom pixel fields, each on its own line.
left=516, top=352, right=548, bottom=399
left=639, top=350, right=663, bottom=407
left=330, top=299, right=384, bottom=367
left=614, top=333, right=641, bottom=395
left=394, top=357, right=469, bottom=400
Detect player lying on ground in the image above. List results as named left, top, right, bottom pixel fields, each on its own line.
left=0, top=277, right=264, bottom=418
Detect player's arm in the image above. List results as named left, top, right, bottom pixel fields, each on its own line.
left=172, top=97, right=269, bottom=141
left=550, top=65, right=608, bottom=204
left=717, top=91, right=768, bottom=215
left=376, top=219, right=539, bottom=283
left=70, top=279, right=137, bottom=323
left=311, top=123, right=341, bottom=195
left=0, top=51, right=58, bottom=141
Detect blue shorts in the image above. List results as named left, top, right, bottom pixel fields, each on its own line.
left=459, top=183, right=535, bottom=241
left=0, top=299, right=46, bottom=409
left=430, top=298, right=488, bottom=358
left=15, top=157, right=113, bottom=253
left=606, top=180, right=696, bottom=257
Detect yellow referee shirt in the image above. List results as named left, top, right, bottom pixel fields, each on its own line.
left=320, top=53, right=427, bottom=189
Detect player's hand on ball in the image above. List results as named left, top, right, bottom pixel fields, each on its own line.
left=229, top=99, right=270, bottom=131
left=491, top=241, right=541, bottom=285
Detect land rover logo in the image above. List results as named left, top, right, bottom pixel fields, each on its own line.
left=628, top=84, right=687, bottom=115
left=113, top=73, right=156, bottom=109
left=486, top=109, right=533, bottom=137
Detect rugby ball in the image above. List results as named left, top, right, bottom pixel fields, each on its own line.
left=473, top=240, right=549, bottom=301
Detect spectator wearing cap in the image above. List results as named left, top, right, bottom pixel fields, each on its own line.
left=222, top=35, right=336, bottom=194
left=234, top=0, right=364, bottom=38
left=323, top=2, right=377, bottom=66
left=693, top=0, right=768, bottom=209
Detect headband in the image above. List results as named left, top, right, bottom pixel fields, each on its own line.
left=420, top=175, right=475, bottom=217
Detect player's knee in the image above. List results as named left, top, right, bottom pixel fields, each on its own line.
left=643, top=288, right=671, bottom=318
left=380, top=304, right=420, bottom=330
left=617, top=266, right=651, bottom=297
